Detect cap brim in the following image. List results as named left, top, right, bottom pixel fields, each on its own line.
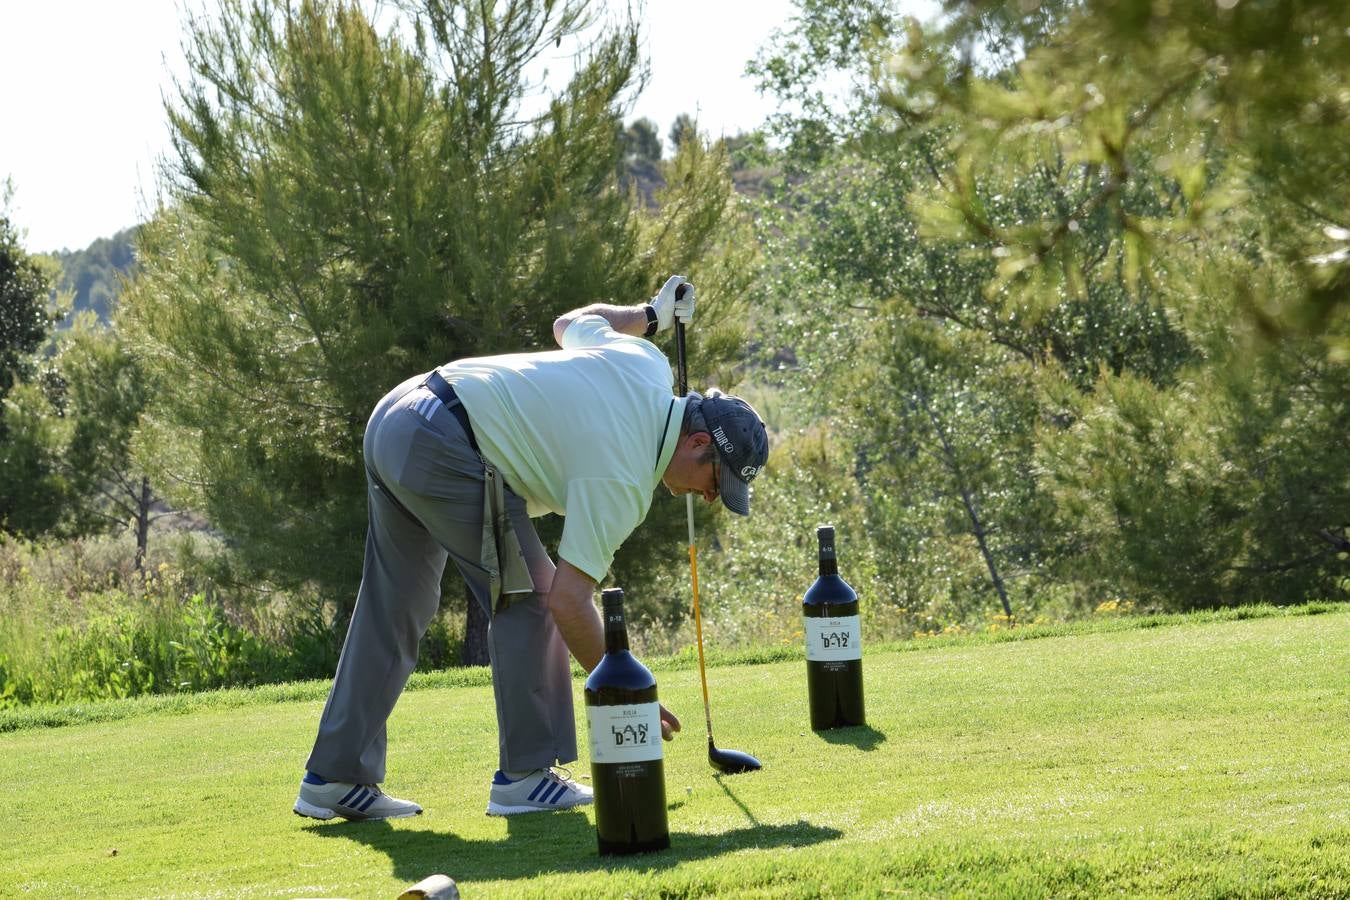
left=719, top=470, right=752, bottom=516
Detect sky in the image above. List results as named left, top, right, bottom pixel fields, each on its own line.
left=0, top=0, right=810, bottom=254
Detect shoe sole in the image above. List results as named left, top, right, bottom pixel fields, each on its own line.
left=485, top=798, right=593, bottom=816
left=293, top=798, right=421, bottom=821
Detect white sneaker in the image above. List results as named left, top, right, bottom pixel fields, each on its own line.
left=485, top=767, right=593, bottom=816
left=293, top=773, right=423, bottom=821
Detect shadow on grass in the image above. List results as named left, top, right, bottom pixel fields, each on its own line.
left=305, top=810, right=841, bottom=884
left=816, top=724, right=886, bottom=751
left=713, top=774, right=760, bottom=826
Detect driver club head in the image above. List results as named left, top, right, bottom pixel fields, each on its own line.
left=708, top=739, right=761, bottom=775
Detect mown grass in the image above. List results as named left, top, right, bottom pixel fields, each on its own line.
left=4, top=607, right=1347, bottom=898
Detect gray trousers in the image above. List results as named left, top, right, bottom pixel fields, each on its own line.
left=305, top=373, right=577, bottom=785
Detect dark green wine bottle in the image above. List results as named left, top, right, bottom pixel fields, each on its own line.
left=803, top=525, right=866, bottom=730
left=584, top=588, right=669, bottom=855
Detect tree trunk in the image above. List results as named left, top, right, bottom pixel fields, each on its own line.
left=917, top=387, right=1014, bottom=622
left=133, top=475, right=152, bottom=577
left=462, top=583, right=490, bottom=666
left=956, top=480, right=1014, bottom=622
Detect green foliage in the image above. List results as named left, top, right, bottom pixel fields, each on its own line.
left=5, top=590, right=269, bottom=705
left=0, top=571, right=238, bottom=706
left=720, top=130, right=773, bottom=175
left=1, top=200, right=152, bottom=546
left=0, top=214, right=57, bottom=393
left=0, top=307, right=162, bottom=557
left=747, top=0, right=901, bottom=163
left=617, top=118, right=665, bottom=205
left=740, top=137, right=1184, bottom=622
left=123, top=0, right=747, bottom=631
left=737, top=1, right=1346, bottom=616
left=1039, top=333, right=1350, bottom=607
left=862, top=315, right=1047, bottom=618
left=886, top=0, right=1350, bottom=353
left=0, top=383, right=70, bottom=537
left=0, top=210, right=67, bottom=536
left=0, top=534, right=340, bottom=706
left=52, top=317, right=160, bottom=543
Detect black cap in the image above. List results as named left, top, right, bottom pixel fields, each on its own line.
left=697, top=390, right=770, bottom=516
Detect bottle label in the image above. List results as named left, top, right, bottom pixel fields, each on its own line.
left=587, top=701, right=664, bottom=764
left=804, top=614, right=863, bottom=661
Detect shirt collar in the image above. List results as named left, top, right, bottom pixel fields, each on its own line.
left=654, top=395, right=687, bottom=480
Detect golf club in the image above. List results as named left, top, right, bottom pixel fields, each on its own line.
left=674, top=289, right=761, bottom=775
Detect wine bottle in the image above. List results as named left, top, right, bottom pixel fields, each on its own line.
left=584, top=588, right=670, bottom=855
left=803, top=525, right=866, bottom=730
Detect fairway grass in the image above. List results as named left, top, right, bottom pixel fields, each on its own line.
left=4, top=609, right=1347, bottom=898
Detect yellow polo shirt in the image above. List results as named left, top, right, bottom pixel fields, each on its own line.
left=443, top=316, right=686, bottom=582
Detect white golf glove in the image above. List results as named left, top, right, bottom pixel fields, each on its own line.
left=650, top=274, right=696, bottom=332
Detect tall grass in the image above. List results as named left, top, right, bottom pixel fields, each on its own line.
left=5, top=519, right=1332, bottom=711
left=0, top=535, right=338, bottom=706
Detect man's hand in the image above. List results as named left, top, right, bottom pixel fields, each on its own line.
left=659, top=703, right=682, bottom=741
left=650, top=275, right=695, bottom=332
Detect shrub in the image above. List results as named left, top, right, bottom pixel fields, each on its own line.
left=0, top=534, right=341, bottom=707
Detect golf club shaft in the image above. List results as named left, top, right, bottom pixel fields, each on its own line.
left=674, top=320, right=689, bottom=398
left=674, top=316, right=717, bottom=747
left=688, top=493, right=715, bottom=745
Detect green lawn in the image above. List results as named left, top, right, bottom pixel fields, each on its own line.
left=4, top=607, right=1347, bottom=898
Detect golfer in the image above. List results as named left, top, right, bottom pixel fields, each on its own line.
left=294, top=276, right=770, bottom=821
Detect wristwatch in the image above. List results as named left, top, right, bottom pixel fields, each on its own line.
left=643, top=304, right=659, bottom=337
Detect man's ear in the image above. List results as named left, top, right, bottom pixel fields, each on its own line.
left=687, top=431, right=712, bottom=450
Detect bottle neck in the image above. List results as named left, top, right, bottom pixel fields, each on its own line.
left=602, top=602, right=630, bottom=653
left=817, top=527, right=838, bottom=577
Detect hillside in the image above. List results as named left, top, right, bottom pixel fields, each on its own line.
left=49, top=226, right=138, bottom=325
left=3, top=606, right=1345, bottom=897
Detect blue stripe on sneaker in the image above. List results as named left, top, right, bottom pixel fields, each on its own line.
left=357, top=792, right=379, bottom=812
left=339, top=785, right=364, bottom=805
left=526, top=779, right=550, bottom=802
left=544, top=783, right=566, bottom=805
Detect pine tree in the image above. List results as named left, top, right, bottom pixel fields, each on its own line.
left=123, top=0, right=749, bottom=655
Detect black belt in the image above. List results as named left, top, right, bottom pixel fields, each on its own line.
left=425, top=370, right=480, bottom=454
